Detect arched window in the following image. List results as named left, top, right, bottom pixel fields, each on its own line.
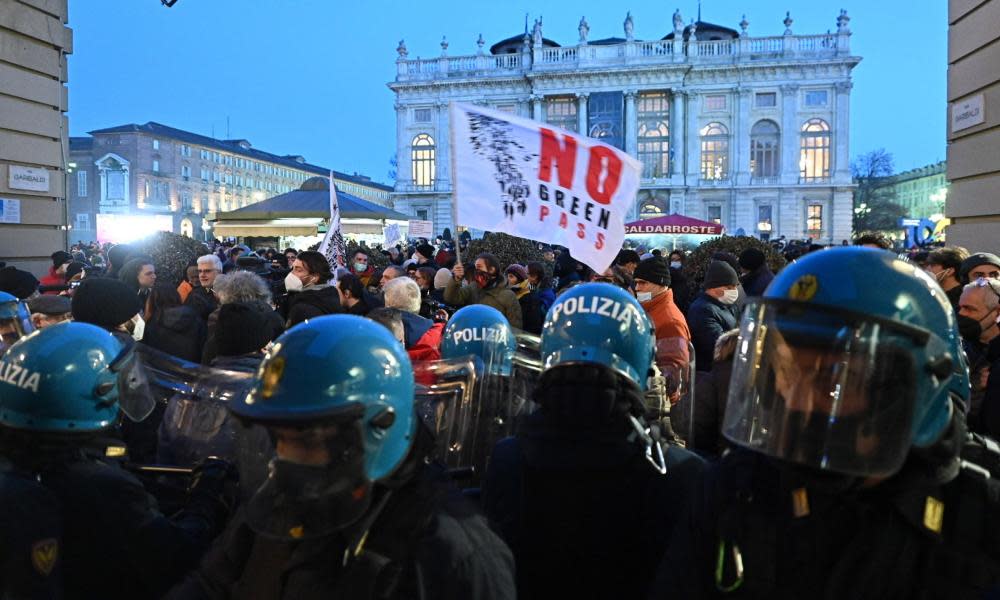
left=180, top=218, right=193, bottom=238
left=799, top=119, right=831, bottom=182
left=411, top=134, right=436, bottom=188
left=699, top=122, right=729, bottom=181
left=750, top=120, right=780, bottom=180
left=639, top=196, right=669, bottom=218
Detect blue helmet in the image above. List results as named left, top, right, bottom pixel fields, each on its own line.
left=232, top=314, right=416, bottom=482
left=0, top=291, right=33, bottom=353
left=441, top=305, right=516, bottom=376
left=541, top=282, right=655, bottom=390
left=0, top=321, right=135, bottom=432
left=722, top=247, right=968, bottom=477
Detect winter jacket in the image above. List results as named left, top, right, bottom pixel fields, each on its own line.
left=687, top=292, right=738, bottom=372
left=142, top=305, right=206, bottom=363
left=39, top=266, right=64, bottom=294
left=515, top=284, right=545, bottom=335
left=185, top=286, right=220, bottom=322
left=285, top=285, right=341, bottom=328
left=640, top=289, right=691, bottom=343
left=201, top=301, right=284, bottom=364
left=444, top=276, right=522, bottom=329
left=400, top=311, right=443, bottom=361
left=177, top=280, right=195, bottom=304
left=741, top=264, right=775, bottom=297
left=671, top=357, right=732, bottom=457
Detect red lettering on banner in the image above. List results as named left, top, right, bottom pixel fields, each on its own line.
left=538, top=128, right=577, bottom=189
left=558, top=212, right=568, bottom=229
left=539, top=205, right=550, bottom=221
left=585, top=146, right=623, bottom=205
left=595, top=232, right=605, bottom=250
left=577, top=223, right=586, bottom=239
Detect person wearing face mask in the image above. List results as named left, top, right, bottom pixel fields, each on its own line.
left=687, top=260, right=740, bottom=373
left=633, top=257, right=691, bottom=377
left=350, top=250, right=376, bottom=287
left=958, top=278, right=1000, bottom=433
left=925, top=246, right=970, bottom=312
left=281, top=251, right=341, bottom=328
left=737, top=248, right=775, bottom=297
left=445, top=253, right=522, bottom=329
left=652, top=247, right=1000, bottom=599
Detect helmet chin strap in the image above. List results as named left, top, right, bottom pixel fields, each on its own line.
left=627, top=414, right=667, bottom=475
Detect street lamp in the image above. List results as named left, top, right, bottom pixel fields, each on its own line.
left=201, top=220, right=212, bottom=242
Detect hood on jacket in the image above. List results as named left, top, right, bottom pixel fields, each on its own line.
left=288, top=285, right=340, bottom=313
left=399, top=311, right=433, bottom=349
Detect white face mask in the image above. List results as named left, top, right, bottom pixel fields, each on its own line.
left=670, top=261, right=682, bottom=270
left=718, top=289, right=740, bottom=305
left=636, top=291, right=652, bottom=303
left=284, top=271, right=304, bottom=292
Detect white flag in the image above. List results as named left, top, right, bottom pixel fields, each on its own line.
left=317, top=172, right=346, bottom=269
left=450, top=102, right=641, bottom=273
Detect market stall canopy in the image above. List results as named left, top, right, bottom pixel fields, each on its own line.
left=210, top=177, right=410, bottom=237
left=625, top=214, right=725, bottom=235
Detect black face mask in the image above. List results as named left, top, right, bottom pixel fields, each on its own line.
left=958, top=314, right=985, bottom=343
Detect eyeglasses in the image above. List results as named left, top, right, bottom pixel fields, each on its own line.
left=974, top=277, right=1000, bottom=302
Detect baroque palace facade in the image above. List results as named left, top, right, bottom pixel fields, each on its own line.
left=389, top=9, right=860, bottom=242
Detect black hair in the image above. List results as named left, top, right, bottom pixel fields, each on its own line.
left=295, top=251, right=333, bottom=283
left=337, top=273, right=364, bottom=299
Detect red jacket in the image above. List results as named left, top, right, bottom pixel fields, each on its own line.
left=38, top=267, right=63, bottom=295
left=407, top=321, right=444, bottom=363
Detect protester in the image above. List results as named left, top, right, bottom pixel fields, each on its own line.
left=414, top=242, right=436, bottom=266
left=177, top=261, right=200, bottom=303
left=526, top=261, right=555, bottom=316
left=70, top=277, right=141, bottom=338
left=738, top=248, right=775, bottom=297
left=671, top=328, right=739, bottom=457
left=959, top=278, right=1000, bottom=433
left=39, top=250, right=72, bottom=293
left=0, top=267, right=38, bottom=300
left=926, top=246, right=970, bottom=312
left=446, top=253, right=523, bottom=329
left=349, top=248, right=376, bottom=286
left=853, top=232, right=893, bottom=250
left=202, top=271, right=284, bottom=364
left=961, top=252, right=1000, bottom=284
left=336, top=273, right=374, bottom=316
left=380, top=264, right=406, bottom=289
left=27, top=294, right=72, bottom=329
left=687, top=260, right=740, bottom=372
left=432, top=267, right=452, bottom=304
left=186, top=254, right=223, bottom=321
left=282, top=250, right=341, bottom=327
left=383, top=276, right=444, bottom=361
left=118, top=257, right=157, bottom=307
left=615, top=249, right=641, bottom=276
left=142, top=283, right=206, bottom=362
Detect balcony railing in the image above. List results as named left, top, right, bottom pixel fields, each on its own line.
left=396, top=33, right=847, bottom=82
left=750, top=175, right=780, bottom=185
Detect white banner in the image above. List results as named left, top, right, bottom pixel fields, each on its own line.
left=450, top=102, right=641, bottom=273
left=383, top=223, right=402, bottom=247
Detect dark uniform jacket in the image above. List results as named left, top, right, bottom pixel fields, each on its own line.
left=167, top=463, right=516, bottom=600
left=186, top=286, right=220, bottom=322
left=0, top=467, right=62, bottom=599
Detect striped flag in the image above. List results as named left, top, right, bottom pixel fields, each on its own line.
left=317, top=172, right=346, bottom=269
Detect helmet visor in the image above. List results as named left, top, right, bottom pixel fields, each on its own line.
left=111, top=342, right=157, bottom=423
left=0, top=304, right=34, bottom=354
left=722, top=301, right=919, bottom=477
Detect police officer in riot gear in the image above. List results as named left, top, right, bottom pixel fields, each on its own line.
left=168, top=314, right=515, bottom=599
left=0, top=290, right=33, bottom=354
left=652, top=247, right=1000, bottom=598
left=0, top=322, right=236, bottom=599
left=482, top=283, right=704, bottom=599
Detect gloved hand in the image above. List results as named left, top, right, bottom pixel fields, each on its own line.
left=188, top=456, right=239, bottom=516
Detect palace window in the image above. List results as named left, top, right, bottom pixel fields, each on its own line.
left=77, top=170, right=87, bottom=197
left=755, top=92, right=777, bottom=108
left=707, top=205, right=722, bottom=224
left=700, top=122, right=729, bottom=181
left=807, top=204, right=823, bottom=233
left=757, top=205, right=773, bottom=238
left=411, top=134, right=436, bottom=187
left=545, top=96, right=577, bottom=132
left=750, top=120, right=780, bottom=180
left=800, top=119, right=831, bottom=182
left=414, top=108, right=432, bottom=123
left=637, top=91, right=670, bottom=178
left=705, top=95, right=727, bottom=111
left=805, top=90, right=828, bottom=107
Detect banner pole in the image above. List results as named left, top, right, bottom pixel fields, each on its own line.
left=448, top=101, right=462, bottom=266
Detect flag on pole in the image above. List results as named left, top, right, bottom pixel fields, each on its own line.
left=450, top=102, right=641, bottom=273
left=317, top=172, right=346, bottom=270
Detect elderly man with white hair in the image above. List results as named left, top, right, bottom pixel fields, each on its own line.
left=201, top=270, right=285, bottom=364
left=382, top=276, right=444, bottom=361
left=185, top=254, right=223, bottom=321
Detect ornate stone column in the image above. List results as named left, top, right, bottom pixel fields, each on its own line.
left=436, top=101, right=450, bottom=191
left=685, top=90, right=701, bottom=184
left=779, top=84, right=799, bottom=185
left=394, top=102, right=410, bottom=191
left=624, top=90, right=638, bottom=157
left=833, top=81, right=852, bottom=184
left=576, top=92, right=589, bottom=134
left=735, top=86, right=752, bottom=186
left=670, top=90, right=685, bottom=182
left=531, top=95, right=543, bottom=121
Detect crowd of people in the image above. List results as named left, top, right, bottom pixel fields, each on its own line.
left=0, top=230, right=999, bottom=598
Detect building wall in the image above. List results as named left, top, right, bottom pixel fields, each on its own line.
left=947, top=0, right=1000, bottom=252
left=0, top=0, right=72, bottom=274
left=389, top=13, right=860, bottom=244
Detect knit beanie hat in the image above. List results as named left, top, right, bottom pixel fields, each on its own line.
left=434, top=268, right=452, bottom=290
left=71, top=278, right=140, bottom=330
left=216, top=303, right=272, bottom=357
left=415, top=243, right=436, bottom=261
left=739, top=248, right=766, bottom=271
left=505, top=264, right=528, bottom=283
left=0, top=267, right=39, bottom=299
left=632, top=257, right=672, bottom=287
left=65, top=261, right=87, bottom=281
left=703, top=260, right=741, bottom=289
left=51, top=250, right=72, bottom=268
left=960, top=252, right=1000, bottom=281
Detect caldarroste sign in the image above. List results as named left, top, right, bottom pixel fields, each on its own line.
left=450, top=102, right=641, bottom=273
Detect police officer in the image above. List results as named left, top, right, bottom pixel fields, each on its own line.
left=652, top=247, right=1000, bottom=598
left=0, top=290, right=33, bottom=354
left=0, top=322, right=236, bottom=599
left=167, top=314, right=515, bottom=599
left=482, top=283, right=704, bottom=599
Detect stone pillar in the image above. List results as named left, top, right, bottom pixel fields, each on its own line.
left=778, top=189, right=800, bottom=239
left=624, top=90, right=638, bottom=156
left=685, top=91, right=701, bottom=184
left=779, top=84, right=799, bottom=185
left=735, top=87, right=752, bottom=186
left=395, top=102, right=411, bottom=190
left=833, top=81, right=852, bottom=184
left=531, top=95, right=543, bottom=121
left=671, top=90, right=685, bottom=183
left=831, top=188, right=854, bottom=243
left=436, top=101, right=450, bottom=192
left=576, top=92, right=589, bottom=134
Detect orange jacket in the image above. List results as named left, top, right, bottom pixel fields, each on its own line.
left=177, top=280, right=194, bottom=303
left=640, top=289, right=691, bottom=342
